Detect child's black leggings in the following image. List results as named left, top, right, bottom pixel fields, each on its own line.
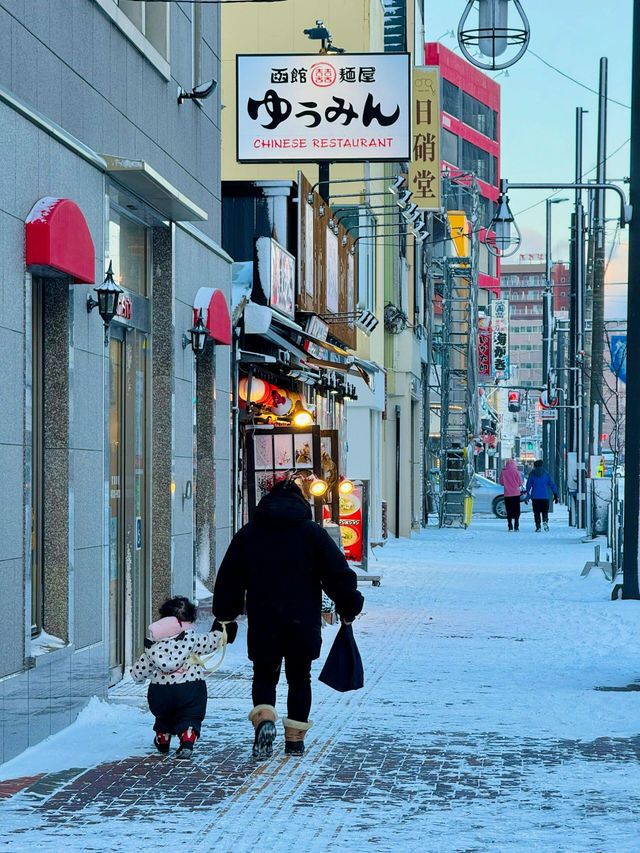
left=148, top=679, right=207, bottom=735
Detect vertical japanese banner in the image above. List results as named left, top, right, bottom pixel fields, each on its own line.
left=410, top=67, right=441, bottom=210
left=478, top=330, right=492, bottom=379
left=490, top=298, right=510, bottom=379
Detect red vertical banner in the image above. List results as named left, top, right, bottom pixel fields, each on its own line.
left=478, top=329, right=492, bottom=379
left=322, top=484, right=364, bottom=563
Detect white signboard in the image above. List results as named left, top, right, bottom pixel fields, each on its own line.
left=255, top=236, right=295, bottom=319
left=237, top=53, right=410, bottom=162
left=326, top=228, right=339, bottom=313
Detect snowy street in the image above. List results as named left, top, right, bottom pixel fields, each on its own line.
left=3, top=512, right=640, bottom=853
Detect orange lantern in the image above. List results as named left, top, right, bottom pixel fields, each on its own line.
left=238, top=377, right=271, bottom=405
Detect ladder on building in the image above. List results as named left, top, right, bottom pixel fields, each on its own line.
left=438, top=258, right=477, bottom=527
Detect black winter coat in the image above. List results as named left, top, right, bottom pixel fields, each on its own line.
left=212, top=489, right=364, bottom=661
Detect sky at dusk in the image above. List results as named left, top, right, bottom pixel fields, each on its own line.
left=424, top=0, right=632, bottom=309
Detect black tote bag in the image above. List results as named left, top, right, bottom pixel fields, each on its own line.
left=318, top=623, right=364, bottom=692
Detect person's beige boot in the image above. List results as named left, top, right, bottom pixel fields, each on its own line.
left=283, top=718, right=313, bottom=755
left=248, top=704, right=277, bottom=759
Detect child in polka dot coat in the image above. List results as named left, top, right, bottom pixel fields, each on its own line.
left=131, top=596, right=237, bottom=758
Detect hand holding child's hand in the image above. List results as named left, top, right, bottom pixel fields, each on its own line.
left=212, top=618, right=238, bottom=644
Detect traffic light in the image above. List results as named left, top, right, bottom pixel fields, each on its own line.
left=527, top=442, right=533, bottom=450
left=508, top=390, right=521, bottom=413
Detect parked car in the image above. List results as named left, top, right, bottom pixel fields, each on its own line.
left=471, top=473, right=532, bottom=518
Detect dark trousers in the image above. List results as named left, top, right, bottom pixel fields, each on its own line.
left=148, top=679, right=207, bottom=736
left=532, top=498, right=550, bottom=529
left=504, top=495, right=521, bottom=529
left=252, top=656, right=312, bottom=722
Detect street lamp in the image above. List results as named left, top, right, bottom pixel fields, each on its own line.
left=486, top=186, right=521, bottom=257
left=486, top=178, right=632, bottom=259
left=457, top=0, right=530, bottom=71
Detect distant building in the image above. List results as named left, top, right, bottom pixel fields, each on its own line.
left=500, top=262, right=569, bottom=387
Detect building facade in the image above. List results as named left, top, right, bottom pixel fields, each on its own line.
left=1, top=0, right=231, bottom=763
left=500, top=261, right=569, bottom=386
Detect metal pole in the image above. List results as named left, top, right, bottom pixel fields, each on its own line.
left=589, top=57, right=608, bottom=457
left=395, top=404, right=401, bottom=538
left=542, top=199, right=553, bottom=474
left=318, top=162, right=330, bottom=204
left=622, top=1, right=640, bottom=598
left=574, top=108, right=587, bottom=528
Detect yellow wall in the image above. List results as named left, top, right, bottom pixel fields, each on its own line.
left=221, top=0, right=384, bottom=183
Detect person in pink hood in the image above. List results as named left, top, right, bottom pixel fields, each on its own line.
left=499, top=458, right=524, bottom=532
left=131, top=596, right=237, bottom=758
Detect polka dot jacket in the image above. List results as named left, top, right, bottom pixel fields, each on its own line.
left=131, top=629, right=224, bottom=685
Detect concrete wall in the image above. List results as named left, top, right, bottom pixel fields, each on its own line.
left=0, top=0, right=229, bottom=762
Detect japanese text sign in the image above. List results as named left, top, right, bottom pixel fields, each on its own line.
left=237, top=53, right=410, bottom=162
left=410, top=68, right=441, bottom=210
left=490, top=298, right=509, bottom=378
left=478, top=329, right=491, bottom=378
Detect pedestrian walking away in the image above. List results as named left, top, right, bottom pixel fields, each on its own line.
left=131, top=596, right=237, bottom=759
left=499, top=458, right=523, bottom=532
left=526, top=460, right=559, bottom=532
left=212, top=478, right=364, bottom=759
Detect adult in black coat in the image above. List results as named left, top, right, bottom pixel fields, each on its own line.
left=212, top=479, right=364, bottom=758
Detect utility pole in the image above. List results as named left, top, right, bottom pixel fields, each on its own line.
left=622, top=1, right=640, bottom=599
left=588, top=58, right=608, bottom=457
left=542, top=198, right=567, bottom=486
left=571, top=107, right=587, bottom=528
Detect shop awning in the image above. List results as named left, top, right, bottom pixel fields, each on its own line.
left=25, top=197, right=95, bottom=283
left=194, top=287, right=231, bottom=346
left=102, top=156, right=208, bottom=222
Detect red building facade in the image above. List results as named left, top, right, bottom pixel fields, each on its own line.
left=425, top=42, right=501, bottom=295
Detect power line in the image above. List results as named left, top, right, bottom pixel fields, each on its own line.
left=513, top=136, right=631, bottom=218
left=529, top=50, right=631, bottom=110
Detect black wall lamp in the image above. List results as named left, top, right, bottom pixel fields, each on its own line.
left=183, top=309, right=212, bottom=357
left=87, top=261, right=123, bottom=346
left=178, top=79, right=217, bottom=105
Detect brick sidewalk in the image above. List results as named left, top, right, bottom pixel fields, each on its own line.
left=5, top=524, right=640, bottom=852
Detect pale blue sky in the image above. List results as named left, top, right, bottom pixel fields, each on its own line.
left=424, top=0, right=632, bottom=305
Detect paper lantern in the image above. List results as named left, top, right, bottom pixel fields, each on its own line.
left=238, top=377, right=271, bottom=404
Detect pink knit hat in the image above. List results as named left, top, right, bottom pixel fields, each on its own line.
left=149, top=616, right=196, bottom=641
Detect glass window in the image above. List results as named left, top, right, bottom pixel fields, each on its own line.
left=442, top=128, right=458, bottom=166
left=442, top=79, right=460, bottom=118
left=461, top=140, right=495, bottom=185
left=107, top=208, right=149, bottom=296
left=117, top=0, right=168, bottom=59
left=462, top=92, right=497, bottom=140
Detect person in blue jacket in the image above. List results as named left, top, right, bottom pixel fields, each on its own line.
left=526, top=459, right=559, bottom=532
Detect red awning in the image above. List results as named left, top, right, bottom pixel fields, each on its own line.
left=193, top=287, right=231, bottom=346
left=25, top=198, right=95, bottom=284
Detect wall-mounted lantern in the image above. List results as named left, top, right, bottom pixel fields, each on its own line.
left=182, top=309, right=212, bottom=358
left=87, top=261, right=123, bottom=346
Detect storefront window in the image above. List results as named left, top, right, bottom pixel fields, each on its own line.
left=107, top=209, right=149, bottom=297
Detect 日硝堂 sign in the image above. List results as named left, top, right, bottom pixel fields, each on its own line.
left=237, top=53, right=410, bottom=162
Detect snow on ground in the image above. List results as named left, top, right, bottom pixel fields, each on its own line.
left=3, top=510, right=640, bottom=853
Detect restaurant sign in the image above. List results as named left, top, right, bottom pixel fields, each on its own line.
left=237, top=53, right=410, bottom=162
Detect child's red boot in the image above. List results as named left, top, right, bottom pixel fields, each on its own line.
left=154, top=733, right=171, bottom=754
left=176, top=727, right=197, bottom=759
